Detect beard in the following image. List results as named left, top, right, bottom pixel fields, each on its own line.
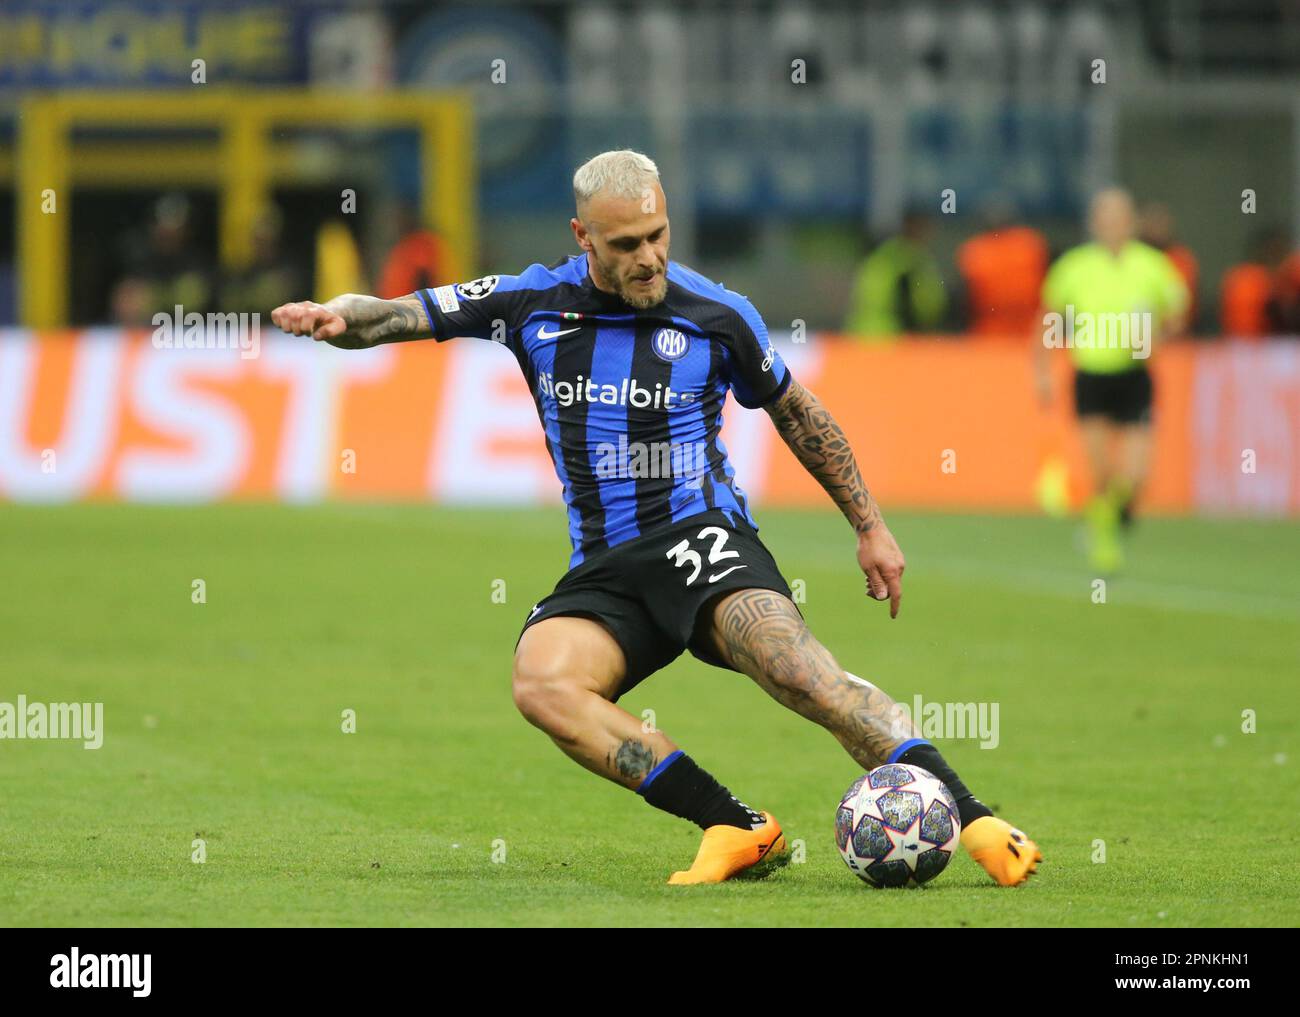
left=593, top=250, right=668, bottom=309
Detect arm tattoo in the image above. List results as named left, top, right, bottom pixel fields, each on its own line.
left=328, top=293, right=433, bottom=346
left=715, top=590, right=914, bottom=768
left=765, top=378, right=882, bottom=535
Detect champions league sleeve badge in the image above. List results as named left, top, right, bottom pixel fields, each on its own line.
left=456, top=275, right=500, bottom=300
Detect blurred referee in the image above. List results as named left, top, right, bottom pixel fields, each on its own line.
left=1035, top=188, right=1189, bottom=572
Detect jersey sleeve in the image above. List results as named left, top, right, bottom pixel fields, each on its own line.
left=414, top=274, right=523, bottom=344
left=725, top=297, right=792, bottom=409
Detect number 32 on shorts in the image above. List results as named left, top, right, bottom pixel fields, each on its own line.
left=665, top=527, right=750, bottom=586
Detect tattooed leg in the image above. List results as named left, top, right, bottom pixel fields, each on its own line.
left=709, top=588, right=920, bottom=770
left=512, top=616, right=678, bottom=789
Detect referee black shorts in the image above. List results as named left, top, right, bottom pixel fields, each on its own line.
left=517, top=509, right=796, bottom=701
left=1074, top=367, right=1153, bottom=425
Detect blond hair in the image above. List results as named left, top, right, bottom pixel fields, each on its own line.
left=572, top=150, right=660, bottom=209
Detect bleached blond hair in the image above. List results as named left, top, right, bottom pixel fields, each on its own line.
left=572, top=150, right=660, bottom=210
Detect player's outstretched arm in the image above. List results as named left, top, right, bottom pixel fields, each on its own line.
left=764, top=377, right=905, bottom=617
left=271, top=293, right=432, bottom=349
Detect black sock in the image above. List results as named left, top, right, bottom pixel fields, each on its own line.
left=896, top=742, right=994, bottom=829
left=636, top=751, right=765, bottom=830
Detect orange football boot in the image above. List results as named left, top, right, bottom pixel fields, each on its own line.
left=961, top=816, right=1043, bottom=886
left=667, top=811, right=789, bottom=885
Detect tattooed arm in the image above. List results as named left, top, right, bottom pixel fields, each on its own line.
left=270, top=293, right=432, bottom=349
left=765, top=377, right=906, bottom=617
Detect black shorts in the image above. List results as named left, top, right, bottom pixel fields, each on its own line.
left=517, top=509, right=795, bottom=701
left=1074, top=368, right=1153, bottom=424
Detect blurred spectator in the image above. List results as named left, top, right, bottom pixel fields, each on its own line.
left=219, top=204, right=305, bottom=318
left=1219, top=226, right=1291, bottom=338
left=843, top=210, right=947, bottom=338
left=1138, top=201, right=1199, bottom=332
left=1274, top=248, right=1300, bottom=335
left=377, top=204, right=452, bottom=298
left=110, top=193, right=216, bottom=326
left=956, top=198, right=1048, bottom=337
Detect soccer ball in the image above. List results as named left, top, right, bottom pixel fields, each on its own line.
left=836, top=763, right=961, bottom=887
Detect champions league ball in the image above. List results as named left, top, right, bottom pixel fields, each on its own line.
left=836, top=763, right=961, bottom=887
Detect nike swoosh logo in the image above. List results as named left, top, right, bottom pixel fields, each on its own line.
left=707, top=564, right=749, bottom=583
left=536, top=324, right=582, bottom=340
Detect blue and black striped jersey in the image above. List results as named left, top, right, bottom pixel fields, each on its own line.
left=416, top=255, right=791, bottom=568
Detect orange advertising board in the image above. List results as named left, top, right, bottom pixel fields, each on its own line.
left=2, top=330, right=1297, bottom=516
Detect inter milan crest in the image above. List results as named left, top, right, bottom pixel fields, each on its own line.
left=456, top=275, right=499, bottom=300
left=652, top=327, right=690, bottom=362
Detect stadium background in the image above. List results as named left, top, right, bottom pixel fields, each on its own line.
left=1, top=0, right=1298, bottom=929
left=1, top=0, right=1298, bottom=515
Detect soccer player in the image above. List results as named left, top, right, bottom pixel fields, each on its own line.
left=1035, top=188, right=1189, bottom=572
left=273, top=150, right=1041, bottom=886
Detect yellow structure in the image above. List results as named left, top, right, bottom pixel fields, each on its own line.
left=11, top=90, right=476, bottom=327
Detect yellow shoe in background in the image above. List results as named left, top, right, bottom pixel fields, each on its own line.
left=1035, top=453, right=1072, bottom=519
left=1086, top=493, right=1125, bottom=573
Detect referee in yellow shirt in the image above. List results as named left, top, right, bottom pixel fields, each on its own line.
left=1035, top=188, right=1189, bottom=572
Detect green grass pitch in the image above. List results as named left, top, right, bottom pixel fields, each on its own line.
left=1, top=503, right=1296, bottom=927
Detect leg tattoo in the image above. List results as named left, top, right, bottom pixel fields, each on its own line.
left=714, top=589, right=918, bottom=769
left=608, top=738, right=657, bottom=783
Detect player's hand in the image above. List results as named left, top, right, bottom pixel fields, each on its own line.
left=271, top=300, right=367, bottom=349
left=857, top=524, right=905, bottom=619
